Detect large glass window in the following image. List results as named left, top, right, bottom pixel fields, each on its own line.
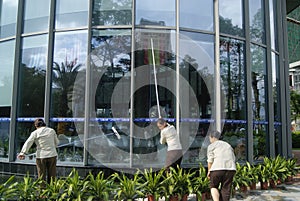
left=179, top=31, right=214, bottom=165
left=249, top=0, right=265, bottom=44
left=180, top=0, right=213, bottom=31
left=51, top=30, right=87, bottom=164
left=251, top=44, right=267, bottom=160
left=220, top=38, right=246, bottom=162
left=0, top=0, right=18, bottom=38
left=55, top=0, right=88, bottom=29
left=219, top=0, right=244, bottom=36
left=88, top=29, right=131, bottom=166
left=15, top=35, right=48, bottom=162
left=23, top=0, right=50, bottom=33
left=0, top=40, right=15, bottom=160
left=92, top=0, right=132, bottom=26
left=135, top=0, right=175, bottom=26
left=133, top=29, right=176, bottom=167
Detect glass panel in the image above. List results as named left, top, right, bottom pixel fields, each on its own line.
left=179, top=31, right=215, bottom=165
left=249, top=0, right=265, bottom=44
left=92, top=0, right=132, bottom=26
left=51, top=30, right=87, bottom=164
left=219, top=0, right=244, bottom=36
left=133, top=29, right=176, bottom=168
left=88, top=29, right=131, bottom=166
left=180, top=0, right=213, bottom=31
left=0, top=0, right=18, bottom=38
left=15, top=35, right=48, bottom=162
left=0, top=40, right=15, bottom=160
left=135, top=0, right=175, bottom=26
left=23, top=0, right=50, bottom=33
left=55, top=0, right=88, bottom=29
left=269, top=0, right=278, bottom=50
left=250, top=44, right=267, bottom=160
left=220, top=38, right=247, bottom=162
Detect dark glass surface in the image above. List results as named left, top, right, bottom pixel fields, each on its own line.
left=15, top=35, right=48, bottom=162
left=135, top=0, right=175, bottom=26
left=92, top=0, right=132, bottom=26
left=0, top=40, right=15, bottom=160
left=88, top=29, right=131, bottom=166
left=220, top=37, right=247, bottom=162
left=180, top=0, right=213, bottom=31
left=23, top=0, right=50, bottom=33
left=251, top=44, right=267, bottom=159
left=51, top=30, right=87, bottom=164
left=179, top=31, right=214, bottom=165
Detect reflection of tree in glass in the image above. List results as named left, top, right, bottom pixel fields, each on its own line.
left=92, top=0, right=132, bottom=25
left=250, top=8, right=265, bottom=43
left=52, top=59, right=82, bottom=117
left=19, top=64, right=45, bottom=117
left=220, top=16, right=243, bottom=36
left=220, top=38, right=245, bottom=120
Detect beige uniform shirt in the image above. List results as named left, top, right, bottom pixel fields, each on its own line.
left=20, top=127, right=59, bottom=159
left=207, top=140, right=236, bottom=171
left=160, top=124, right=182, bottom=151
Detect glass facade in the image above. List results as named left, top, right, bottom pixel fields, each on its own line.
left=0, top=0, right=292, bottom=171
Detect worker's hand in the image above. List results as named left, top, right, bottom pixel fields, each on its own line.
left=17, top=153, right=25, bottom=160
left=207, top=171, right=210, bottom=179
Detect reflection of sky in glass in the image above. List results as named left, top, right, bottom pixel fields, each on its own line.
left=135, top=0, right=175, bottom=26
left=0, top=40, right=15, bottom=106
left=54, top=31, right=88, bottom=69
left=22, top=35, right=48, bottom=70
left=219, top=0, right=243, bottom=28
left=0, top=0, right=18, bottom=25
left=249, top=0, right=262, bottom=26
left=269, top=0, right=276, bottom=50
left=180, top=0, right=213, bottom=31
left=179, top=32, right=214, bottom=74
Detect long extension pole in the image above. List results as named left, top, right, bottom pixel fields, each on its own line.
left=151, top=38, right=161, bottom=118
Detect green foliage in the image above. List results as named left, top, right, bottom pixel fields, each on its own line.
left=162, top=166, right=195, bottom=200
left=191, top=164, right=210, bottom=199
left=292, top=132, right=300, bottom=148
left=40, top=177, right=66, bottom=201
left=113, top=172, right=145, bottom=201
left=85, top=171, right=114, bottom=201
left=139, top=168, right=166, bottom=201
left=233, top=163, right=252, bottom=190
left=61, top=168, right=90, bottom=201
left=0, top=175, right=17, bottom=201
left=16, top=173, right=42, bottom=201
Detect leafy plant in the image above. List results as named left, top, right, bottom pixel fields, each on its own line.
left=85, top=171, right=114, bottom=201
left=232, top=163, right=251, bottom=191
left=61, top=168, right=90, bottom=201
left=139, top=168, right=166, bottom=201
left=0, top=175, right=18, bottom=200
left=113, top=172, right=145, bottom=201
left=244, top=162, right=259, bottom=185
left=191, top=164, right=210, bottom=200
left=16, top=173, right=43, bottom=200
left=162, top=166, right=195, bottom=200
left=40, top=177, right=66, bottom=200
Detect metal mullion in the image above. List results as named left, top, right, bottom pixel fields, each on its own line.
left=264, top=0, right=275, bottom=158
left=8, top=0, right=24, bottom=162
left=244, top=0, right=254, bottom=163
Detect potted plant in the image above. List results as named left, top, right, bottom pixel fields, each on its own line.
left=191, top=164, right=210, bottom=201
left=85, top=171, right=115, bottom=201
left=244, top=162, right=259, bottom=190
left=256, top=158, right=273, bottom=190
left=162, top=166, right=195, bottom=201
left=284, top=157, right=299, bottom=184
left=268, top=156, right=288, bottom=188
left=232, top=163, right=251, bottom=193
left=139, top=168, right=166, bottom=201
left=113, top=172, right=145, bottom=201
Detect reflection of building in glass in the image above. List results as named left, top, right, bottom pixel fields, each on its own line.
left=0, top=0, right=298, bottom=176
